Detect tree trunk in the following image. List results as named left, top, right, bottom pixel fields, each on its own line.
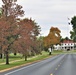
left=0, top=53, right=2, bottom=59
left=25, top=55, right=27, bottom=61
left=5, top=50, right=9, bottom=64
left=14, top=53, right=17, bottom=56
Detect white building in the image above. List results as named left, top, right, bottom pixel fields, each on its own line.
left=54, top=40, right=76, bottom=51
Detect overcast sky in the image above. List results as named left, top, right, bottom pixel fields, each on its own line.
left=0, top=0, right=76, bottom=38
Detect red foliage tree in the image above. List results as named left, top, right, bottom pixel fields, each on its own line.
left=12, top=18, right=41, bottom=61
left=0, top=0, right=41, bottom=64
left=0, top=0, right=23, bottom=64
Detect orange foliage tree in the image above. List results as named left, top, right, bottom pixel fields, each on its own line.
left=44, top=27, right=61, bottom=49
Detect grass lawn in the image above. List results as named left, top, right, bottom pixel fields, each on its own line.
left=0, top=53, right=22, bottom=63
left=52, top=50, right=76, bottom=54
left=52, top=50, right=63, bottom=54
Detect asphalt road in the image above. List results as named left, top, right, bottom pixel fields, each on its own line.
left=0, top=54, right=76, bottom=75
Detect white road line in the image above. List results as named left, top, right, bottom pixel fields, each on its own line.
left=4, top=62, right=40, bottom=75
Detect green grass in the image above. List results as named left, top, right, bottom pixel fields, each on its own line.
left=0, top=53, right=22, bottom=63
left=0, top=61, right=27, bottom=70
left=53, top=50, right=63, bottom=53
left=53, top=50, right=76, bottom=54
left=73, top=50, right=76, bottom=52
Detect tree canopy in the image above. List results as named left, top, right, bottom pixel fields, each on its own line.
left=70, top=16, right=76, bottom=41
left=43, top=27, right=61, bottom=48
left=0, top=0, right=41, bottom=64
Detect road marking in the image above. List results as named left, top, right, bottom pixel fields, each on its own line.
left=4, top=61, right=42, bottom=75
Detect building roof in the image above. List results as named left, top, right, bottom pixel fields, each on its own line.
left=62, top=40, right=75, bottom=43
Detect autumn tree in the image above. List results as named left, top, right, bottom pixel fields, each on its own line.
left=0, top=0, right=24, bottom=64
left=0, top=8, right=3, bottom=58
left=43, top=27, right=61, bottom=49
left=0, top=0, right=41, bottom=64
left=11, top=18, right=41, bottom=61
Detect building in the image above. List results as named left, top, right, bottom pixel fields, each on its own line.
left=54, top=40, right=76, bottom=51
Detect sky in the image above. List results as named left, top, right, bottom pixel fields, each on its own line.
left=0, top=0, right=76, bottom=38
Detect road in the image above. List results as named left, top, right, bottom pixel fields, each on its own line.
left=0, top=54, right=76, bottom=75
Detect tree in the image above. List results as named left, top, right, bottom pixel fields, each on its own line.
left=12, top=18, right=41, bottom=61
left=0, top=17, right=41, bottom=61
left=37, top=36, right=44, bottom=52
left=0, top=0, right=24, bottom=64
left=71, top=16, right=76, bottom=32
left=0, top=8, right=3, bottom=58
left=43, top=27, right=61, bottom=49
left=0, top=0, right=41, bottom=64
left=65, top=37, right=70, bottom=40
left=70, top=16, right=76, bottom=41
